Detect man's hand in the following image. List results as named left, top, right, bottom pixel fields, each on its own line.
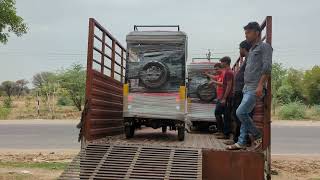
left=208, top=81, right=214, bottom=87
left=220, top=98, right=226, bottom=105
left=256, top=85, right=263, bottom=97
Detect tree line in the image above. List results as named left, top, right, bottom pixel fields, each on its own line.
left=272, top=63, right=320, bottom=119
left=0, top=63, right=86, bottom=119
left=1, top=62, right=319, bottom=119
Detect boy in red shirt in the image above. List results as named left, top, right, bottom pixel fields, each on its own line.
left=206, top=60, right=233, bottom=137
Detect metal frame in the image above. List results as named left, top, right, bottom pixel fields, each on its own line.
left=59, top=144, right=202, bottom=180
left=191, top=57, right=221, bottom=62
left=134, top=25, right=180, bottom=31
left=83, top=18, right=127, bottom=142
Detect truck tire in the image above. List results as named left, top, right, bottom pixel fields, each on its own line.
left=178, top=126, right=185, bottom=141
left=196, top=83, right=217, bottom=102
left=139, top=61, right=169, bottom=89
left=125, top=125, right=135, bottom=138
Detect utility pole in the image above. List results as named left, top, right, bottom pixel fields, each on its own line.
left=206, top=49, right=211, bottom=62
left=36, top=91, right=40, bottom=116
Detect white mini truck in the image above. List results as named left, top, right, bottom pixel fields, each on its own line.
left=123, top=25, right=188, bottom=141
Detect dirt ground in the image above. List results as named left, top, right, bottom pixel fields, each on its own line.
left=271, top=155, right=320, bottom=180
left=0, top=151, right=75, bottom=180
left=0, top=151, right=319, bottom=180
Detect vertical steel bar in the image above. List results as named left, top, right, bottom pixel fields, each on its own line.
left=111, top=41, right=116, bottom=78
left=121, top=49, right=124, bottom=83
left=84, top=18, right=95, bottom=141
left=265, top=15, right=272, bottom=180
left=100, top=33, right=106, bottom=74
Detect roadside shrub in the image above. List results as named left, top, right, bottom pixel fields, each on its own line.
left=310, top=105, right=320, bottom=117
left=3, top=97, right=12, bottom=108
left=276, top=84, right=294, bottom=104
left=278, top=102, right=306, bottom=120
left=57, top=96, right=73, bottom=106
left=0, top=107, right=10, bottom=119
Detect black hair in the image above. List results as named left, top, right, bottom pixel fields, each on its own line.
left=244, top=22, right=261, bottom=32
left=214, top=63, right=223, bottom=69
left=219, top=56, right=231, bottom=65
left=239, top=40, right=252, bottom=51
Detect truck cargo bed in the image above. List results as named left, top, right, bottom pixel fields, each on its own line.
left=59, top=129, right=226, bottom=180
left=59, top=128, right=225, bottom=180
left=59, top=128, right=266, bottom=180
left=91, top=128, right=226, bottom=150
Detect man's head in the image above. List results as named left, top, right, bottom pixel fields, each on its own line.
left=219, top=56, right=231, bottom=68
left=244, top=22, right=261, bottom=43
left=213, top=63, right=223, bottom=75
left=239, top=40, right=252, bottom=57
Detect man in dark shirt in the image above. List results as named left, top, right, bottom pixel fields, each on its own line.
left=211, top=56, right=234, bottom=139
left=225, top=40, right=252, bottom=145
left=227, top=22, right=272, bottom=151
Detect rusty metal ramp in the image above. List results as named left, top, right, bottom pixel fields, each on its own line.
left=59, top=144, right=202, bottom=180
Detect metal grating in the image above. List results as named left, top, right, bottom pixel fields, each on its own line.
left=59, top=144, right=202, bottom=180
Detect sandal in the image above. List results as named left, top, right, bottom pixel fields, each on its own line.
left=253, top=138, right=263, bottom=151
left=223, top=140, right=234, bottom=145
left=226, top=143, right=246, bottom=150
left=247, top=137, right=263, bottom=151
left=214, top=132, right=223, bottom=136
left=217, top=135, right=229, bottom=139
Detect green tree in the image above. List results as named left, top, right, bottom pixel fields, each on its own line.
left=0, top=0, right=28, bottom=44
left=32, top=72, right=54, bottom=88
left=0, top=81, right=16, bottom=97
left=303, top=65, right=320, bottom=104
left=278, top=68, right=304, bottom=102
left=36, top=73, right=60, bottom=119
left=59, top=64, right=86, bottom=111
left=271, top=63, right=287, bottom=94
left=15, top=79, right=29, bottom=97
left=276, top=84, right=294, bottom=104
left=271, top=63, right=287, bottom=114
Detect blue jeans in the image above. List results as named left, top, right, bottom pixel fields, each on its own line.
left=236, top=89, right=262, bottom=145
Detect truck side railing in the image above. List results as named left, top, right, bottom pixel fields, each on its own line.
left=81, top=18, right=127, bottom=143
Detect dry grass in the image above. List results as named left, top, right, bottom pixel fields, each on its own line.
left=0, top=96, right=81, bottom=120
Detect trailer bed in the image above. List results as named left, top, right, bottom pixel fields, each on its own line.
left=59, top=129, right=227, bottom=180
left=91, top=128, right=226, bottom=150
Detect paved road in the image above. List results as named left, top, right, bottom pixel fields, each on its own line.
left=0, top=120, right=80, bottom=150
left=272, top=124, right=320, bottom=154
left=0, top=120, right=319, bottom=154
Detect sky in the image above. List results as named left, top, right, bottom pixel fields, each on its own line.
left=0, top=0, right=319, bottom=83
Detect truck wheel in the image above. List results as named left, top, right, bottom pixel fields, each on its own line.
left=162, top=126, right=167, bottom=133
left=139, top=61, right=169, bottom=89
left=125, top=126, right=135, bottom=138
left=196, top=83, right=217, bottom=102
left=178, top=126, right=185, bottom=141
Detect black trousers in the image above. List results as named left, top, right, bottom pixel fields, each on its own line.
left=232, top=91, right=243, bottom=142
left=215, top=98, right=232, bottom=136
